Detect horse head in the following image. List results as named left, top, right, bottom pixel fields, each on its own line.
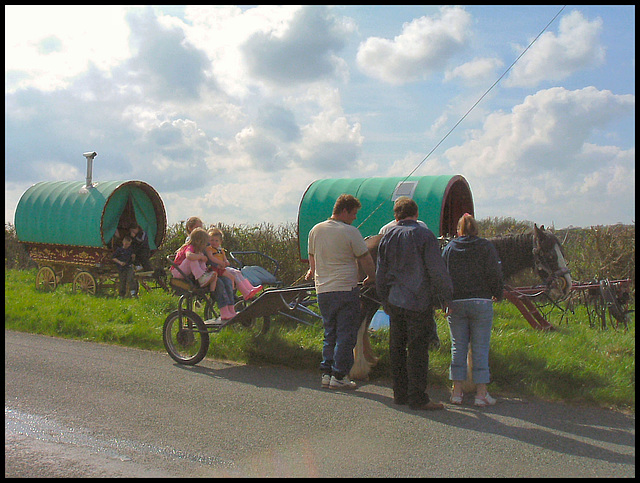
left=532, top=224, right=572, bottom=299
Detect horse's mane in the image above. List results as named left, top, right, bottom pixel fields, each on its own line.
left=488, top=233, right=534, bottom=280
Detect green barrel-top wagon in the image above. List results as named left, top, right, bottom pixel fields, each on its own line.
left=297, top=174, right=474, bottom=260
left=14, top=152, right=167, bottom=295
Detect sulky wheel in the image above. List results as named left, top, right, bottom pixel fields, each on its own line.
left=163, top=310, right=209, bottom=365
left=35, top=266, right=57, bottom=292
left=73, top=271, right=97, bottom=295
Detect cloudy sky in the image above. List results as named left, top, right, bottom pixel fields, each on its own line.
left=5, top=5, right=635, bottom=230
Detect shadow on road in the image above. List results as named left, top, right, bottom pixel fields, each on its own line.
left=174, top=359, right=635, bottom=467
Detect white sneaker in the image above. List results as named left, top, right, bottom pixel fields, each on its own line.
left=321, top=374, right=331, bottom=388
left=204, top=318, right=223, bottom=326
left=197, top=271, right=214, bottom=287
left=474, top=392, right=497, bottom=407
left=329, top=375, right=357, bottom=390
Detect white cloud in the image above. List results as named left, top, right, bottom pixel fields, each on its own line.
left=444, top=86, right=635, bottom=226
left=242, top=6, right=353, bottom=87
left=356, top=6, right=471, bottom=85
left=176, top=6, right=354, bottom=97
left=4, top=6, right=635, bottom=230
left=505, top=10, right=605, bottom=88
left=444, top=57, right=504, bottom=85
left=5, top=6, right=131, bottom=93
left=445, top=86, right=634, bottom=176
left=295, top=110, right=363, bottom=172
left=180, top=5, right=267, bottom=98
left=383, top=152, right=449, bottom=179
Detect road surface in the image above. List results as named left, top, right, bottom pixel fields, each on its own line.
left=5, top=330, right=635, bottom=477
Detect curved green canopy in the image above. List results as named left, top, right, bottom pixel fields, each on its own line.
left=297, top=175, right=473, bottom=260
left=15, top=180, right=166, bottom=250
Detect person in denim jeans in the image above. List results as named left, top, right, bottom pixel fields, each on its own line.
left=442, top=213, right=504, bottom=407
left=376, top=197, right=453, bottom=410
left=305, top=194, right=376, bottom=390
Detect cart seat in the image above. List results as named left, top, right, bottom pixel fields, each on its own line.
left=166, top=256, right=210, bottom=297
left=229, top=250, right=283, bottom=287
left=241, top=265, right=280, bottom=287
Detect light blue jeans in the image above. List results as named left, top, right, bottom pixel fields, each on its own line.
left=215, top=276, right=235, bottom=308
left=447, top=298, right=494, bottom=384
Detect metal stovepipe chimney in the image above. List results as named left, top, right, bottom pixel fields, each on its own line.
left=83, top=151, right=97, bottom=188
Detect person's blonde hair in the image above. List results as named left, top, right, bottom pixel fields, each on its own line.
left=457, top=213, right=478, bottom=237
left=186, top=227, right=209, bottom=251
left=186, top=216, right=203, bottom=233
left=207, top=227, right=224, bottom=240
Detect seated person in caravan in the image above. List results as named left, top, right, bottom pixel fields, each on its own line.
left=111, top=222, right=131, bottom=249
left=112, top=235, right=138, bottom=298
left=170, top=228, right=217, bottom=293
left=130, top=224, right=153, bottom=272
left=206, top=227, right=263, bottom=301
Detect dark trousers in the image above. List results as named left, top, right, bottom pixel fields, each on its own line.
left=133, top=247, right=153, bottom=271
left=118, top=265, right=136, bottom=297
left=387, top=303, right=436, bottom=405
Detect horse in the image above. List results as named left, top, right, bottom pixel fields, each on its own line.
left=350, top=224, right=572, bottom=380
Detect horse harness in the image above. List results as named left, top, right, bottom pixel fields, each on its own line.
left=532, top=235, right=570, bottom=290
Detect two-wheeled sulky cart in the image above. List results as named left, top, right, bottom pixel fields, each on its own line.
left=163, top=276, right=316, bottom=365
left=162, top=253, right=318, bottom=365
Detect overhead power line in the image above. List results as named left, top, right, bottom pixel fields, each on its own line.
left=357, top=5, right=567, bottom=230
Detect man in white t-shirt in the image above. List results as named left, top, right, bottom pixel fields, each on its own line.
left=305, top=194, right=376, bottom=390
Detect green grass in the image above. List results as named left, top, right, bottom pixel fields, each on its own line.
left=5, top=268, right=635, bottom=412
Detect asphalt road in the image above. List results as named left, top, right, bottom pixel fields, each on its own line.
left=5, top=330, right=635, bottom=477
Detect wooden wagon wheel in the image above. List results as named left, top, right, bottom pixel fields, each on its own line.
left=35, top=266, right=57, bottom=292
left=73, top=271, right=97, bottom=295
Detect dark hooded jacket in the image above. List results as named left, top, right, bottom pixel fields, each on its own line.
left=442, top=235, right=504, bottom=301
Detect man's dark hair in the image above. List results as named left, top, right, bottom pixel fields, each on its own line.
left=393, top=196, right=418, bottom=220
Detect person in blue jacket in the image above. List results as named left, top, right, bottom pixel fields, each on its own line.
left=442, top=213, right=504, bottom=407
left=376, top=196, right=453, bottom=410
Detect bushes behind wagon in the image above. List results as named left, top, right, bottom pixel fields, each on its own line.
left=5, top=219, right=635, bottom=295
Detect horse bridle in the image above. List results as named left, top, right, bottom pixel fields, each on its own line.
left=532, top=239, right=570, bottom=290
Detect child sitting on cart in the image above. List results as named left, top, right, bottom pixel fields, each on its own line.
left=184, top=216, right=204, bottom=243
left=206, top=227, right=263, bottom=301
left=112, top=235, right=138, bottom=298
left=203, top=228, right=262, bottom=320
left=170, top=227, right=217, bottom=294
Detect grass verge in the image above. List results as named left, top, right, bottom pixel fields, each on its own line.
left=5, top=269, right=635, bottom=412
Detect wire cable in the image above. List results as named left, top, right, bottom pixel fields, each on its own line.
left=356, top=5, right=567, bottom=230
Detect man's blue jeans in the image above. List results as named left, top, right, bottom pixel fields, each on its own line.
left=447, top=298, right=494, bottom=384
left=317, top=288, right=362, bottom=378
